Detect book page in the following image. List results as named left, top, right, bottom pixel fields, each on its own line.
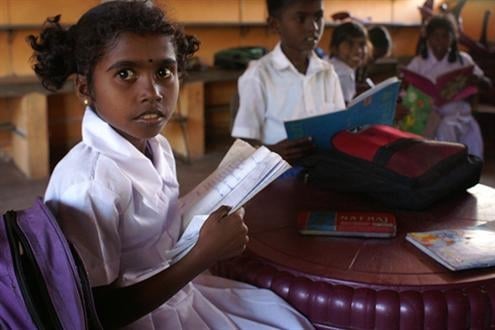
left=170, top=140, right=290, bottom=263
left=179, top=139, right=291, bottom=229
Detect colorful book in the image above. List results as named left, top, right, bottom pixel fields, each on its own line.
left=284, top=77, right=401, bottom=150
left=400, top=65, right=478, bottom=107
left=398, top=85, right=434, bottom=135
left=296, top=210, right=397, bottom=238
left=406, top=225, right=495, bottom=271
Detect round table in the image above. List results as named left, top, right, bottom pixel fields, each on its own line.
left=211, top=178, right=495, bottom=329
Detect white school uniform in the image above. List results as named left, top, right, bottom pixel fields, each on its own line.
left=231, top=42, right=345, bottom=145
left=44, top=109, right=314, bottom=330
left=406, top=49, right=484, bottom=158
left=329, top=57, right=356, bottom=104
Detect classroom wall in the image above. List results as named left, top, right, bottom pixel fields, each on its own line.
left=1, top=0, right=494, bottom=165
left=1, top=0, right=494, bottom=75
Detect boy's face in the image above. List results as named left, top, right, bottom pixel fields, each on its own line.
left=271, top=0, right=324, bottom=55
left=334, top=36, right=368, bottom=69
left=427, top=27, right=453, bottom=61
left=87, top=32, right=179, bottom=151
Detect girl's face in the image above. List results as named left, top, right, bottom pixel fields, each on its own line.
left=89, top=32, right=179, bottom=152
left=334, top=36, right=367, bottom=69
left=427, top=27, right=453, bottom=61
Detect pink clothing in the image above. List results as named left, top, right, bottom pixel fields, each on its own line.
left=407, top=50, right=484, bottom=158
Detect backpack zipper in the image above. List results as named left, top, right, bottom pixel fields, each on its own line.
left=4, top=211, right=63, bottom=330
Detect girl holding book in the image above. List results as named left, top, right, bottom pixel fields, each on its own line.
left=405, top=14, right=491, bottom=159
left=34, top=1, right=313, bottom=329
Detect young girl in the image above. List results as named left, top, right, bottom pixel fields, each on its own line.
left=406, top=14, right=492, bottom=159
left=32, top=1, right=313, bottom=329
left=231, top=0, right=345, bottom=163
left=328, top=21, right=368, bottom=104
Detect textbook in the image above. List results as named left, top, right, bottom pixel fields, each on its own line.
left=167, top=139, right=291, bottom=263
left=398, top=85, right=435, bottom=135
left=400, top=65, right=478, bottom=107
left=284, top=77, right=401, bottom=150
left=297, top=210, right=397, bottom=238
left=406, top=224, right=495, bottom=271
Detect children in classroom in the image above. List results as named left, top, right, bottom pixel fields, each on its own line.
left=231, top=0, right=345, bottom=163
left=327, top=21, right=369, bottom=104
left=32, top=1, right=314, bottom=329
left=405, top=14, right=492, bottom=159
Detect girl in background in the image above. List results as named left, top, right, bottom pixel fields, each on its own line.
left=328, top=21, right=368, bottom=104
left=33, top=1, right=313, bottom=329
left=406, top=14, right=492, bottom=158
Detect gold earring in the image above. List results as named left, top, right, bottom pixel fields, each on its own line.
left=83, top=99, right=89, bottom=106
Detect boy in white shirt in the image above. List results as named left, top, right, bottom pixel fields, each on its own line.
left=231, top=0, right=345, bottom=163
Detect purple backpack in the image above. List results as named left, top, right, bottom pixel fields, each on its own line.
left=0, top=198, right=102, bottom=329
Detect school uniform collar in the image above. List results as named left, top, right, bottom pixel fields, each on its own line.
left=330, top=57, right=354, bottom=74
left=81, top=108, right=175, bottom=207
left=271, top=42, right=330, bottom=76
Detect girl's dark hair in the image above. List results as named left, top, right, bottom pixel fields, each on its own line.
left=368, top=25, right=391, bottom=53
left=416, top=14, right=460, bottom=63
left=27, top=0, right=199, bottom=92
left=330, top=21, right=367, bottom=52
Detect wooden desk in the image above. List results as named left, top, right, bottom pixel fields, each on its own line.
left=0, top=69, right=242, bottom=177
left=163, top=68, right=242, bottom=161
left=212, top=179, right=495, bottom=329
left=0, top=76, right=73, bottom=178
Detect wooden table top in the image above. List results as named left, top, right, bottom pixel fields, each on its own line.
left=242, top=178, right=495, bottom=288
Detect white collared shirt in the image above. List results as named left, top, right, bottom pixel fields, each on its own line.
left=232, top=42, right=345, bottom=145
left=328, top=57, right=356, bottom=104
left=44, top=108, right=315, bottom=330
left=44, top=108, right=181, bottom=288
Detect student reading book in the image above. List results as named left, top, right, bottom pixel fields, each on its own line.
left=284, top=76, right=400, bottom=150
left=231, top=0, right=345, bottom=163
left=398, top=14, right=492, bottom=159
left=400, top=65, right=477, bottom=107
left=406, top=224, right=495, bottom=271
left=37, top=2, right=313, bottom=329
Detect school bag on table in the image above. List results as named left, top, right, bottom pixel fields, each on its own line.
left=299, top=124, right=482, bottom=210
left=0, top=198, right=102, bottom=329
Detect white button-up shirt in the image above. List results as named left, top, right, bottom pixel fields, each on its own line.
left=232, top=42, right=345, bottom=145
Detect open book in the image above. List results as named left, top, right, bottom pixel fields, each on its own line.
left=400, top=65, right=478, bottom=107
left=406, top=223, right=495, bottom=271
left=167, top=139, right=291, bottom=263
left=284, top=77, right=401, bottom=150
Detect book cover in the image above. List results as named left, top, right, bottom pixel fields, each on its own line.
left=406, top=227, right=495, bottom=271
left=284, top=77, right=401, bottom=150
left=297, top=211, right=397, bottom=238
left=398, top=85, right=434, bottom=135
left=400, top=66, right=478, bottom=107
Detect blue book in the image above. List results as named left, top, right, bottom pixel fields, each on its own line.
left=284, top=77, right=401, bottom=150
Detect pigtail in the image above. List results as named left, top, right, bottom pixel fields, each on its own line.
left=448, top=39, right=462, bottom=64
left=174, top=28, right=200, bottom=76
left=417, top=36, right=429, bottom=59
left=27, top=15, right=77, bottom=92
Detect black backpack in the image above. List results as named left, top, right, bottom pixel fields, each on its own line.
left=299, top=125, right=482, bottom=210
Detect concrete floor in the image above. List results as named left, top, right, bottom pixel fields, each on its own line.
left=1, top=140, right=494, bottom=214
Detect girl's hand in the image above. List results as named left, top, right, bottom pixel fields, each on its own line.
left=194, top=206, right=249, bottom=266
left=268, top=137, right=315, bottom=164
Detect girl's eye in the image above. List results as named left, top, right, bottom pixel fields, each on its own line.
left=117, top=69, right=135, bottom=80
left=157, top=67, right=172, bottom=79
